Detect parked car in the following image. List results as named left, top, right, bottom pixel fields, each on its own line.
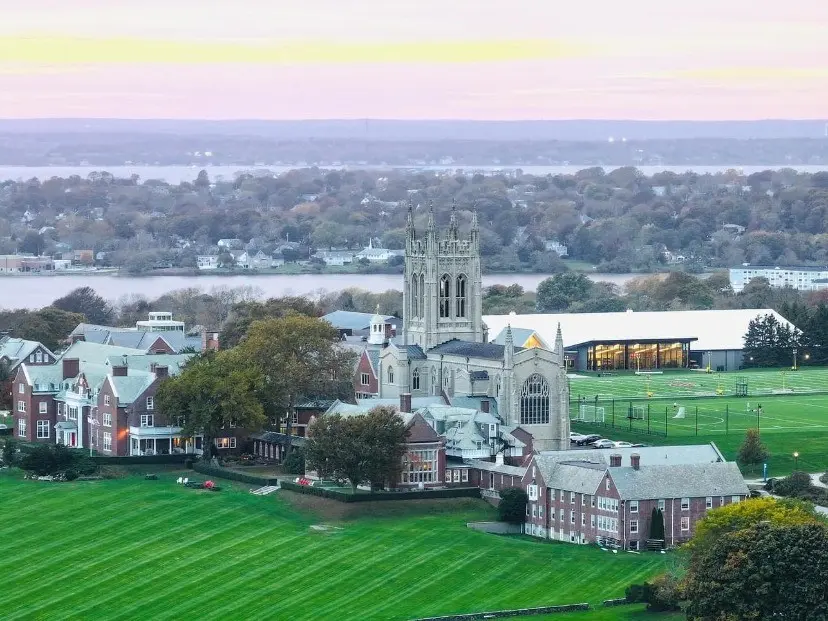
left=570, top=432, right=588, bottom=444
left=591, top=439, right=615, bottom=449
left=577, top=434, right=601, bottom=446
left=613, top=441, right=634, bottom=448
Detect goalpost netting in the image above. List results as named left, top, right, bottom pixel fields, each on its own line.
left=575, top=405, right=606, bottom=423
left=628, top=406, right=646, bottom=420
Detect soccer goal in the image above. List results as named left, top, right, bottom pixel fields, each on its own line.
left=628, top=405, right=646, bottom=420
left=673, top=406, right=687, bottom=419
left=576, top=405, right=606, bottom=423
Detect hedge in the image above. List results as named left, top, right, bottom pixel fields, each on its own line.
left=192, top=461, right=279, bottom=486
left=280, top=481, right=481, bottom=503
left=411, top=603, right=591, bottom=620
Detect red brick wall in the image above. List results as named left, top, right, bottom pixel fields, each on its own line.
left=353, top=352, right=377, bottom=395
left=11, top=367, right=56, bottom=444
left=148, top=337, right=174, bottom=354
left=97, top=379, right=121, bottom=455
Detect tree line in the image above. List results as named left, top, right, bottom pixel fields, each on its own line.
left=3, top=166, right=828, bottom=275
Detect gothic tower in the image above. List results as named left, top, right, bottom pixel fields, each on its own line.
left=403, top=200, right=483, bottom=349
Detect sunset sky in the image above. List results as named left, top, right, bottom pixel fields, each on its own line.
left=1, top=0, right=826, bottom=120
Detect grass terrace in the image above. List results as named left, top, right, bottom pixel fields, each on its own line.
left=0, top=471, right=673, bottom=621
left=569, top=368, right=828, bottom=476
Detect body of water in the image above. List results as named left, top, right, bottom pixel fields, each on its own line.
left=0, top=272, right=645, bottom=310
left=1, top=164, right=827, bottom=184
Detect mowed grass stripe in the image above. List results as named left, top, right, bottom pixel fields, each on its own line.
left=0, top=475, right=673, bottom=621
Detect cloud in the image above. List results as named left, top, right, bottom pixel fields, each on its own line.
left=0, top=36, right=593, bottom=65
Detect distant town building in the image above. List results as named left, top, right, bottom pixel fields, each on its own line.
left=355, top=239, right=403, bottom=263
left=197, top=255, right=219, bottom=270
left=729, top=265, right=828, bottom=293
left=544, top=240, right=569, bottom=257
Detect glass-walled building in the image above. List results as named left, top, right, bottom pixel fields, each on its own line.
left=577, top=339, right=695, bottom=372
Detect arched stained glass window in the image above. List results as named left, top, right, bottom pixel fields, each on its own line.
left=520, top=374, right=550, bottom=425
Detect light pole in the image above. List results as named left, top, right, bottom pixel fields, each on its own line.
left=793, top=451, right=800, bottom=470
left=793, top=347, right=798, bottom=371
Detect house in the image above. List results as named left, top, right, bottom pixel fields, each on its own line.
left=197, top=255, right=219, bottom=270
left=12, top=341, right=198, bottom=455
left=217, top=238, right=243, bottom=249
left=521, top=450, right=749, bottom=549
left=0, top=335, right=57, bottom=372
left=72, top=249, right=94, bottom=265
left=69, top=313, right=209, bottom=353
left=544, top=240, right=569, bottom=257
left=312, top=249, right=355, bottom=266
left=354, top=239, right=403, bottom=263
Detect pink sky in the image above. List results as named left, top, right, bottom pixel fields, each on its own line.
left=1, top=0, right=826, bottom=120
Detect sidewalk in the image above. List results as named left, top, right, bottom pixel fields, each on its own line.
left=743, top=472, right=828, bottom=517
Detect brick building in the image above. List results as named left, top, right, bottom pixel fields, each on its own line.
left=521, top=450, right=749, bottom=549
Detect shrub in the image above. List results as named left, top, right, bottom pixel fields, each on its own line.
left=774, top=471, right=813, bottom=496
left=64, top=469, right=78, bottom=481
left=184, top=458, right=194, bottom=469
left=647, top=574, right=682, bottom=612
left=283, top=447, right=306, bottom=475
left=625, top=583, right=652, bottom=604
left=20, top=444, right=58, bottom=475
left=498, top=487, right=529, bottom=525
left=2, top=438, right=17, bottom=466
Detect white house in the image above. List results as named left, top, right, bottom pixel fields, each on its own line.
left=355, top=239, right=403, bottom=263
left=544, top=240, right=569, bottom=257
left=313, top=250, right=355, bottom=266
left=197, top=256, right=219, bottom=270
left=729, top=265, right=828, bottom=293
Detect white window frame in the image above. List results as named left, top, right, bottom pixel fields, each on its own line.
left=36, top=419, right=50, bottom=439
left=606, top=478, right=611, bottom=491
left=17, top=400, right=26, bottom=412
left=681, top=516, right=690, bottom=531
left=706, top=496, right=713, bottom=509
left=145, top=396, right=154, bottom=410
left=630, top=520, right=638, bottom=534
left=104, top=394, right=111, bottom=406
left=18, top=418, right=27, bottom=437
left=532, top=504, right=537, bottom=518
left=140, top=414, right=154, bottom=428
left=570, top=491, right=575, bottom=504
left=453, top=470, right=460, bottom=483
left=461, top=469, right=468, bottom=483
left=681, top=497, right=690, bottom=511
left=360, top=373, right=370, bottom=386
left=103, top=432, right=112, bottom=452
left=18, top=382, right=25, bottom=394
left=103, top=413, right=112, bottom=427
left=658, top=499, right=666, bottom=511
left=629, top=500, right=638, bottom=513
left=731, top=495, right=741, bottom=504
left=38, top=401, right=47, bottom=414
left=570, top=510, right=575, bottom=524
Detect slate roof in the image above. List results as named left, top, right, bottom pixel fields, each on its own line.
left=61, top=341, right=146, bottom=366
left=405, top=345, right=427, bottom=360
left=250, top=431, right=307, bottom=447
left=465, top=459, right=526, bottom=477
left=610, top=462, right=749, bottom=500
left=405, top=413, right=442, bottom=443
left=105, top=354, right=193, bottom=375
left=0, top=337, right=53, bottom=369
left=469, top=370, right=489, bottom=380
left=77, top=326, right=202, bottom=353
left=111, top=373, right=156, bottom=405
left=366, top=349, right=380, bottom=375
left=427, top=339, right=523, bottom=360
left=23, top=365, right=65, bottom=393
left=448, top=396, right=499, bottom=418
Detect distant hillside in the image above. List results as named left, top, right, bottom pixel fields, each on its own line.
left=1, top=119, right=826, bottom=141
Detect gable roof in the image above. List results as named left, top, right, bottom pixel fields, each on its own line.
left=532, top=455, right=607, bottom=495
left=491, top=327, right=543, bottom=348
left=538, top=443, right=725, bottom=466
left=405, top=413, right=441, bottom=443
left=609, top=462, right=749, bottom=500
left=60, top=341, right=146, bottom=366
left=0, top=337, right=54, bottom=369
left=110, top=373, right=156, bottom=405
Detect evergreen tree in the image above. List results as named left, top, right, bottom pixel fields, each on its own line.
left=649, top=507, right=665, bottom=542
left=737, top=429, right=769, bottom=474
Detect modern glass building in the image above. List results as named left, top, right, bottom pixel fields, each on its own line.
left=579, top=339, right=695, bottom=371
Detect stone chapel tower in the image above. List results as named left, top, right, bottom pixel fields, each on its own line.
left=403, top=201, right=484, bottom=349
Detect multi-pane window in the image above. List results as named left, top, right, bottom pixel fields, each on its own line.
left=360, top=373, right=370, bottom=386
left=439, top=274, right=451, bottom=318
left=140, top=414, right=154, bottom=427
left=104, top=394, right=111, bottom=406
left=103, top=432, right=112, bottom=452
left=103, top=413, right=112, bottom=427
left=387, top=366, right=394, bottom=384
left=570, top=511, right=575, bottom=524
left=598, top=496, right=619, bottom=513
left=455, top=274, right=467, bottom=318
left=401, top=449, right=438, bottom=484
left=67, top=406, right=78, bottom=420
left=36, top=420, right=49, bottom=439
left=18, top=419, right=26, bottom=437
left=215, top=437, right=236, bottom=449
left=461, top=469, right=468, bottom=482
left=17, top=400, right=26, bottom=413
left=412, top=368, right=420, bottom=390
left=146, top=396, right=154, bottom=410
left=630, top=520, right=639, bottom=534
left=731, top=496, right=741, bottom=504
left=532, top=504, right=537, bottom=518
left=630, top=500, right=639, bottom=513
left=681, top=497, right=690, bottom=511
left=418, top=274, right=425, bottom=318
left=706, top=497, right=713, bottom=509
left=520, top=374, right=550, bottom=425
left=453, top=470, right=460, bottom=483
left=18, top=383, right=24, bottom=394
left=681, top=517, right=690, bottom=531
left=39, top=402, right=47, bottom=414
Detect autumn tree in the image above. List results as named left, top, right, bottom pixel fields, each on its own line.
left=236, top=315, right=356, bottom=451
left=305, top=407, right=408, bottom=491
left=535, top=272, right=593, bottom=313
left=52, top=286, right=114, bottom=325
left=220, top=296, right=322, bottom=349
left=736, top=428, right=768, bottom=474
left=684, top=522, right=828, bottom=620
left=155, top=350, right=267, bottom=462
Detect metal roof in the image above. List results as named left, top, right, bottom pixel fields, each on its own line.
left=428, top=339, right=522, bottom=360
left=484, top=308, right=795, bottom=352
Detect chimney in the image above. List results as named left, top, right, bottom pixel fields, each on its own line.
left=112, top=364, right=128, bottom=377
left=202, top=329, right=220, bottom=352
left=400, top=393, right=412, bottom=414
left=154, top=365, right=169, bottom=379
left=62, top=358, right=79, bottom=380
left=495, top=452, right=504, bottom=465
left=609, top=453, right=622, bottom=467
left=480, top=400, right=490, bottom=413
left=70, top=334, right=85, bottom=344
left=631, top=454, right=641, bottom=470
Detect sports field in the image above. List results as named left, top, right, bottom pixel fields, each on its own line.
left=0, top=471, right=672, bottom=621
left=568, top=369, right=828, bottom=476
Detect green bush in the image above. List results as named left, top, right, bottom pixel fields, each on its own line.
left=282, top=447, right=305, bottom=475
left=21, top=444, right=58, bottom=475
left=2, top=438, right=17, bottom=466
left=19, top=444, right=99, bottom=477
left=64, top=469, right=78, bottom=481
left=498, top=487, right=528, bottom=525
left=192, top=462, right=278, bottom=486
left=625, top=583, right=652, bottom=604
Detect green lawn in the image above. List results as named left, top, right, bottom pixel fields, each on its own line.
left=0, top=472, right=672, bottom=621
left=568, top=369, right=828, bottom=477
left=529, top=605, right=682, bottom=620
